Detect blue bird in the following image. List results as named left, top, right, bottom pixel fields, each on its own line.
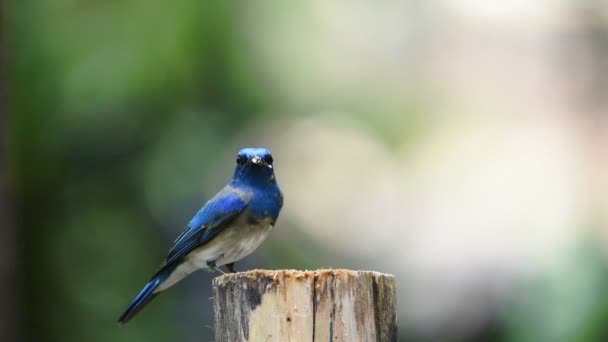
left=118, top=147, right=283, bottom=323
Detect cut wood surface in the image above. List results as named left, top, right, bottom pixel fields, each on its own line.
left=213, top=269, right=397, bottom=342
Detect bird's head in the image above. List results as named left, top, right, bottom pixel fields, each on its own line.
left=232, top=147, right=276, bottom=186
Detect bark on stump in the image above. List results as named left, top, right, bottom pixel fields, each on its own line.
left=213, top=269, right=397, bottom=342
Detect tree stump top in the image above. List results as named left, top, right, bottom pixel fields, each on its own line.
left=213, top=268, right=393, bottom=284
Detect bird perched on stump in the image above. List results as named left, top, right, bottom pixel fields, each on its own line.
left=118, top=147, right=283, bottom=323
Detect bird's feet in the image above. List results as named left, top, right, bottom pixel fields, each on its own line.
left=206, top=256, right=226, bottom=275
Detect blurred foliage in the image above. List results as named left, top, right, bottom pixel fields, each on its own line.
left=6, top=1, right=608, bottom=342
left=6, top=1, right=273, bottom=341
left=504, top=240, right=608, bottom=342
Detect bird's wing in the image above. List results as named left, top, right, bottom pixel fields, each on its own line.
left=161, top=187, right=247, bottom=268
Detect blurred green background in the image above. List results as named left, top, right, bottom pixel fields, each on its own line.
left=3, top=1, right=608, bottom=341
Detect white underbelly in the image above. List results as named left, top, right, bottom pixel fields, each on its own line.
left=155, top=222, right=272, bottom=292
left=192, top=222, right=272, bottom=265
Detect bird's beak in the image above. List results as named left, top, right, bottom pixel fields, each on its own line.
left=251, top=156, right=266, bottom=166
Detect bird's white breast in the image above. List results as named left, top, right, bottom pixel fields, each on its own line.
left=191, top=220, right=273, bottom=267
left=154, top=216, right=273, bottom=293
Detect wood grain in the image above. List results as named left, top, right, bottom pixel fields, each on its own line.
left=213, top=269, right=397, bottom=342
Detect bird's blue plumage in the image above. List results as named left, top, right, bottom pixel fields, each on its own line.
left=117, top=263, right=178, bottom=323
left=163, top=189, right=247, bottom=267
left=187, top=188, right=247, bottom=230
left=118, top=147, right=283, bottom=323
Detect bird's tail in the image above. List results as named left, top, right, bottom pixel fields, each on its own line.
left=118, top=263, right=177, bottom=324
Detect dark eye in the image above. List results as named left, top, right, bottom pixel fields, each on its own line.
left=263, top=154, right=273, bottom=165
left=236, top=155, right=247, bottom=165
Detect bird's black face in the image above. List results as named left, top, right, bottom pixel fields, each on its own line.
left=236, top=148, right=274, bottom=169
left=233, top=148, right=276, bottom=186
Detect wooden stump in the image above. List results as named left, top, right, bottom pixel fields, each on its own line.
left=212, top=269, right=397, bottom=342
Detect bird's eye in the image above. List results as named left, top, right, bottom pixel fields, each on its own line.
left=236, top=155, right=247, bottom=165
left=263, top=154, right=273, bottom=165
